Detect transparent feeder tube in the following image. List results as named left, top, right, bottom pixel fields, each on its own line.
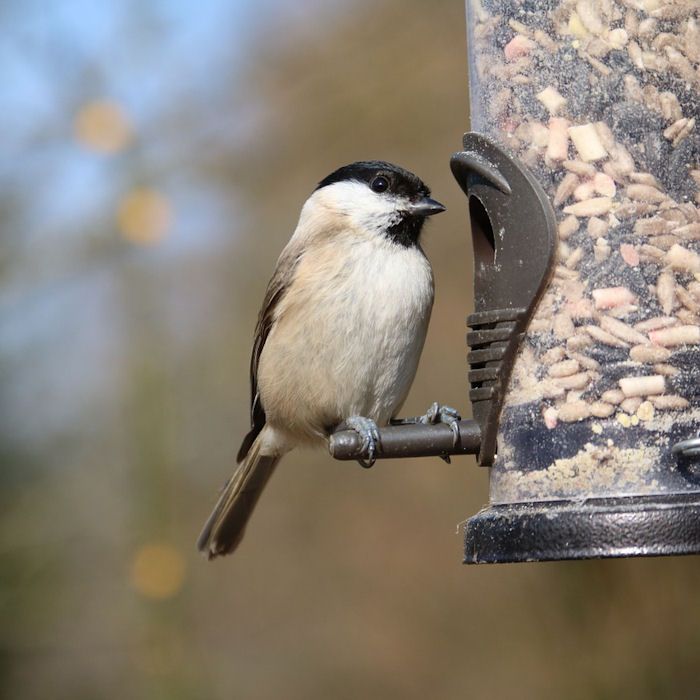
left=466, top=0, right=700, bottom=503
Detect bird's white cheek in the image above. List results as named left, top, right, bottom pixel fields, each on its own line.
left=312, top=181, right=406, bottom=238
left=346, top=191, right=403, bottom=235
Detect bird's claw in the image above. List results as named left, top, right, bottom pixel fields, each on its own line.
left=390, top=402, right=462, bottom=458
left=418, top=402, right=462, bottom=449
left=343, top=416, right=381, bottom=468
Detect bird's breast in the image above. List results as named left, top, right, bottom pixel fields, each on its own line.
left=258, top=235, right=434, bottom=441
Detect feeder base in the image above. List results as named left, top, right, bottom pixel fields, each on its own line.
left=464, top=493, right=700, bottom=564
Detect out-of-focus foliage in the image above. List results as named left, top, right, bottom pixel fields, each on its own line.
left=1, top=1, right=699, bottom=699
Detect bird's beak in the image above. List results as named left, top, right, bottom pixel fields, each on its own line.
left=407, top=196, right=446, bottom=217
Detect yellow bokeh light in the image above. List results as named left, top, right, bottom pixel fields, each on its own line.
left=117, top=188, right=172, bottom=245
left=130, top=543, right=186, bottom=600
left=74, top=100, right=132, bottom=154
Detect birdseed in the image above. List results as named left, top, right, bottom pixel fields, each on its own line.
left=467, top=0, right=700, bottom=502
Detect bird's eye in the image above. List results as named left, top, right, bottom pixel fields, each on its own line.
left=370, top=175, right=389, bottom=193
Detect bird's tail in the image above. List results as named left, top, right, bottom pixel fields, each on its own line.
left=197, top=428, right=281, bottom=559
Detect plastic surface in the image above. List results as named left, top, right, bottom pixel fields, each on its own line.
left=465, top=493, right=700, bottom=563
left=451, top=134, right=557, bottom=465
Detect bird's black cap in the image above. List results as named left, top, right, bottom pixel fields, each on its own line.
left=316, top=160, right=432, bottom=201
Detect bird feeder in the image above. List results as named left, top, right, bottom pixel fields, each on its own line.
left=455, top=0, right=700, bottom=563
left=332, top=0, right=700, bottom=563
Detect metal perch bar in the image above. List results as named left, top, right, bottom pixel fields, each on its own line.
left=329, top=420, right=481, bottom=461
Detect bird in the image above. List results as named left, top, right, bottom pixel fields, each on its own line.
left=197, top=160, right=452, bottom=559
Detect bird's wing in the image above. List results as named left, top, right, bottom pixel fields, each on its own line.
left=236, top=244, right=303, bottom=462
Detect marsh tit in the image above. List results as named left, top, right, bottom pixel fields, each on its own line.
left=197, top=161, right=453, bottom=559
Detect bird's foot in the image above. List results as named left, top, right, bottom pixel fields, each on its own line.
left=340, top=416, right=381, bottom=468
left=391, top=402, right=461, bottom=462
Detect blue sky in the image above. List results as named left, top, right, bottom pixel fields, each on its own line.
left=0, top=0, right=348, bottom=448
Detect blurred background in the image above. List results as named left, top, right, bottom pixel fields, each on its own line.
left=1, top=0, right=699, bottom=698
